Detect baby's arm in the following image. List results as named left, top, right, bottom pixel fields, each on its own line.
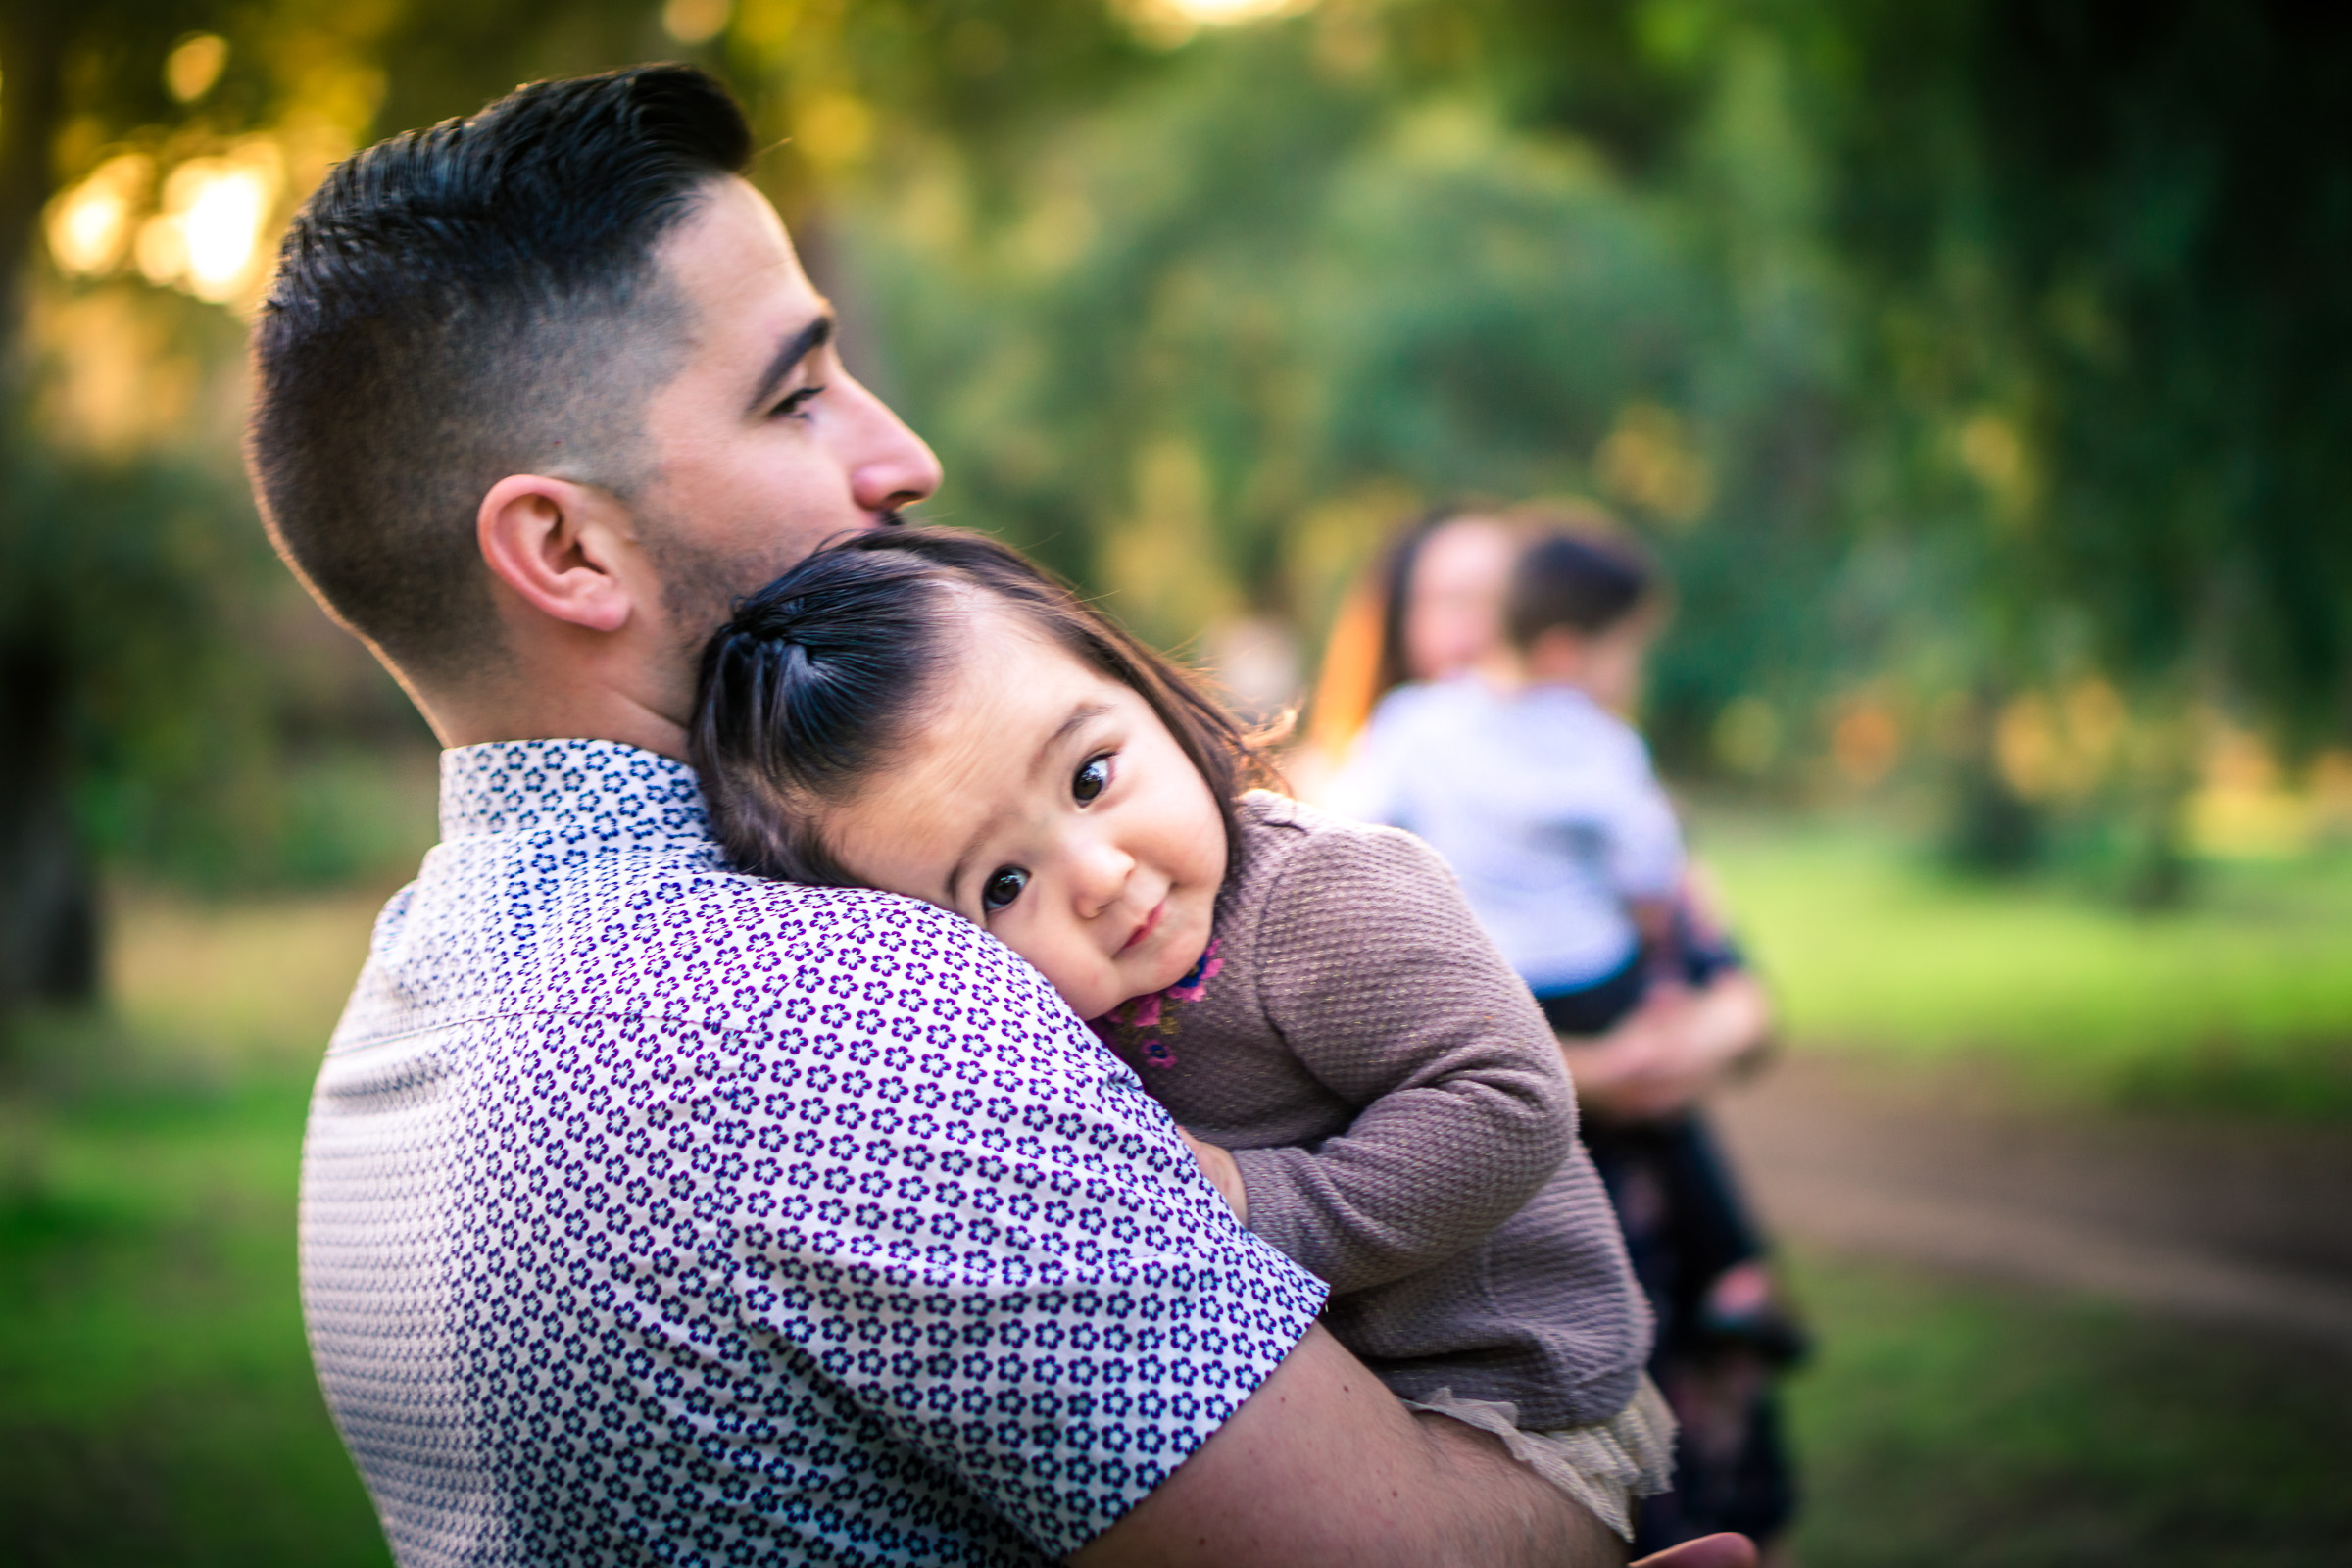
left=1602, top=729, right=1687, bottom=902
left=1596, top=724, right=1689, bottom=982
left=1230, top=825, right=1579, bottom=1295
left=1629, top=895, right=1684, bottom=986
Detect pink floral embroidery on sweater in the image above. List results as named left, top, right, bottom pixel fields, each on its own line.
left=1091, top=938, right=1221, bottom=1068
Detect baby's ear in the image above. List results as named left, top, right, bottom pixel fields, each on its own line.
left=1523, top=625, right=1587, bottom=680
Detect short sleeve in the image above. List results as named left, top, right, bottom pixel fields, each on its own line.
left=715, top=894, right=1329, bottom=1557
left=1600, top=734, right=1685, bottom=900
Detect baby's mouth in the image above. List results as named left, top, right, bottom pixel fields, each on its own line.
left=1119, top=898, right=1165, bottom=955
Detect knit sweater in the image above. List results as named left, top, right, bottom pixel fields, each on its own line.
left=1091, top=792, right=1650, bottom=1429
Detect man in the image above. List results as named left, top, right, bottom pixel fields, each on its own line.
left=253, top=65, right=1751, bottom=1568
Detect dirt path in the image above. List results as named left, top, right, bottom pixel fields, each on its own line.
left=1709, top=1053, right=2352, bottom=1348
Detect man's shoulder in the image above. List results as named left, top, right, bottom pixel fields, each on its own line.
left=340, top=832, right=1067, bottom=1050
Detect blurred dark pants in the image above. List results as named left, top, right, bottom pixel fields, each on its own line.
left=1539, top=967, right=1800, bottom=1553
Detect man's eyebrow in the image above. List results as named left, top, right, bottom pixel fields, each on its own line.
left=945, top=702, right=1112, bottom=906
left=744, top=311, right=836, bottom=416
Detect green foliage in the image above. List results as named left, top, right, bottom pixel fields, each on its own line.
left=1706, top=812, right=2352, bottom=1117
left=0, top=431, right=430, bottom=896
left=4, top=0, right=2348, bottom=948
left=1816, top=0, right=2352, bottom=739
left=842, top=18, right=1866, bottom=746
left=832, top=0, right=2351, bottom=845
left=0, top=433, right=261, bottom=937
left=0, top=1074, right=390, bottom=1566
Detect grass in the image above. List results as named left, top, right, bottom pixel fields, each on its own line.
left=5, top=831, right=2350, bottom=1561
left=0, top=1078, right=391, bottom=1568
left=1, top=886, right=394, bottom=1568
left=1784, top=1250, right=2352, bottom=1568
left=1699, top=815, right=2352, bottom=1118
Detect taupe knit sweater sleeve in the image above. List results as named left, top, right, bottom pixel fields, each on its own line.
left=1226, top=820, right=1579, bottom=1294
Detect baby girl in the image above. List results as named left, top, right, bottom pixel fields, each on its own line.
left=688, top=527, right=1671, bottom=1538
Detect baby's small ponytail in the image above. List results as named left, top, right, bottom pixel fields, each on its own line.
left=690, top=545, right=948, bottom=883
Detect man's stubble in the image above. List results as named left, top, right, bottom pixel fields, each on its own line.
left=641, top=500, right=908, bottom=675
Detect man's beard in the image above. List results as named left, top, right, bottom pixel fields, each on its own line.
left=646, top=506, right=910, bottom=662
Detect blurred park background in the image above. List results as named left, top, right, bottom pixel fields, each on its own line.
left=2, top=1, right=2349, bottom=1563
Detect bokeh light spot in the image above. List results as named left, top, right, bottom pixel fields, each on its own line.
left=1122, top=0, right=1317, bottom=49
left=662, top=0, right=731, bottom=45
left=47, top=155, right=153, bottom=277
left=133, top=141, right=285, bottom=305
left=166, top=34, right=230, bottom=104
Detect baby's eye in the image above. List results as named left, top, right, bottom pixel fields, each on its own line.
left=1073, top=755, right=1112, bottom=803
left=981, top=866, right=1030, bottom=912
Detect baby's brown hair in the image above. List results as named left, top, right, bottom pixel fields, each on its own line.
left=691, top=527, right=1259, bottom=886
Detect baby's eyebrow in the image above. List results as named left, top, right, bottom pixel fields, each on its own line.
left=943, top=808, right=1004, bottom=909
left=1032, top=702, right=1112, bottom=777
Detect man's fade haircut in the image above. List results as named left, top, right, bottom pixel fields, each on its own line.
left=247, top=65, right=752, bottom=688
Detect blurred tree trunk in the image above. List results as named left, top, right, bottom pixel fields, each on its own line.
left=0, top=643, right=99, bottom=1012
left=1945, top=683, right=2040, bottom=875
left=0, top=6, right=64, bottom=367
left=0, top=7, right=99, bottom=1022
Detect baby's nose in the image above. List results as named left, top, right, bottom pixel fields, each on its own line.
left=1070, top=840, right=1135, bottom=917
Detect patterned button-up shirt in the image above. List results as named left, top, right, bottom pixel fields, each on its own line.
left=300, top=740, right=1327, bottom=1567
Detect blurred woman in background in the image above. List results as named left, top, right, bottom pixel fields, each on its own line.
left=1303, top=505, right=1522, bottom=760
left=1308, top=501, right=1804, bottom=1562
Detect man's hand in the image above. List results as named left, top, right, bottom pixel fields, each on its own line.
left=1636, top=1536, right=1757, bottom=1568
left=1070, top=1319, right=1763, bottom=1568
left=1177, top=1128, right=1248, bottom=1223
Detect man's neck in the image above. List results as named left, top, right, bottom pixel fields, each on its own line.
left=423, top=681, right=693, bottom=761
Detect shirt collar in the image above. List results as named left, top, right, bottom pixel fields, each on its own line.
left=439, top=738, right=712, bottom=848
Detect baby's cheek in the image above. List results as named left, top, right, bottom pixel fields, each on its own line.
left=999, top=926, right=1102, bottom=1017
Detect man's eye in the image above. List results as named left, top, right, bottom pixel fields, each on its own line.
left=772, top=384, right=825, bottom=419
left=1073, top=756, right=1111, bottom=803
left=981, top=867, right=1029, bottom=912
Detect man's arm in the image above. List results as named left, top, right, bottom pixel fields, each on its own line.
left=1070, top=1323, right=1625, bottom=1568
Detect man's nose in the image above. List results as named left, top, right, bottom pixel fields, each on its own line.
left=838, top=375, right=944, bottom=517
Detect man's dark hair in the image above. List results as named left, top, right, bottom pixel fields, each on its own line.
left=247, top=65, right=752, bottom=687
left=1503, top=519, right=1659, bottom=649
left=691, top=528, right=1260, bottom=890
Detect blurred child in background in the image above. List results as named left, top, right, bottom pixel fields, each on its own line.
left=1329, top=506, right=1803, bottom=1560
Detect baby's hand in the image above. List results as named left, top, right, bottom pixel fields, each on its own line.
left=1177, top=1128, right=1249, bottom=1224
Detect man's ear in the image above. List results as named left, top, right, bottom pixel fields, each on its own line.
left=477, top=474, right=639, bottom=635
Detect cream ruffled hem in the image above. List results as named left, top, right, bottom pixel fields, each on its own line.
left=1403, top=1376, right=1677, bottom=1542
